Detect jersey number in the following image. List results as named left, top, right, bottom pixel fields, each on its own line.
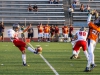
left=79, top=32, right=86, bottom=36
left=92, top=30, right=99, bottom=35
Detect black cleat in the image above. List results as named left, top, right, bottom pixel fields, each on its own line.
left=70, top=54, right=75, bottom=59
left=84, top=67, right=91, bottom=72
left=23, top=63, right=27, bottom=66
left=91, top=64, right=97, bottom=70
left=23, top=62, right=29, bottom=66
left=34, top=49, right=39, bottom=54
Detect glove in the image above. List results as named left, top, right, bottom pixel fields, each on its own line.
left=89, top=10, right=96, bottom=15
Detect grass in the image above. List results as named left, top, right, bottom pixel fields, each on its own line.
left=0, top=42, right=100, bottom=75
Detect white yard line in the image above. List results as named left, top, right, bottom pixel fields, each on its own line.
left=28, top=43, right=59, bottom=75
left=39, top=54, right=59, bottom=75
left=35, top=45, right=41, bottom=46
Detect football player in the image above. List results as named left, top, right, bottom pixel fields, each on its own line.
left=37, top=23, right=44, bottom=42
left=7, top=23, right=40, bottom=66
left=70, top=27, right=88, bottom=61
left=43, top=24, right=50, bottom=42
left=70, top=38, right=81, bottom=59
left=62, top=25, right=69, bottom=42
left=84, top=12, right=100, bottom=72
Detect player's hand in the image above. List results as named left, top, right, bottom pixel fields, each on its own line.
left=89, top=10, right=96, bottom=15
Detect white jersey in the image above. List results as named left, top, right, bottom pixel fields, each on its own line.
left=76, top=30, right=88, bottom=41
left=7, top=29, right=20, bottom=42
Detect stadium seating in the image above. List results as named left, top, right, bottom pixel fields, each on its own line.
left=0, top=0, right=65, bottom=25
left=71, top=0, right=100, bottom=27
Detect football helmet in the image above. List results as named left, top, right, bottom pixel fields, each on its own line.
left=80, top=27, right=86, bottom=31
left=13, top=23, right=20, bottom=30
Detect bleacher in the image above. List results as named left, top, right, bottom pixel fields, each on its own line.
left=0, top=0, right=65, bottom=25
left=71, top=0, right=100, bottom=27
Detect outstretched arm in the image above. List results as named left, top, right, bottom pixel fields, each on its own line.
left=23, top=24, right=31, bottom=33
left=87, top=14, right=92, bottom=24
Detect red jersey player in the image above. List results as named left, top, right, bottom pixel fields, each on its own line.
left=70, top=27, right=88, bottom=61
left=7, top=23, right=40, bottom=66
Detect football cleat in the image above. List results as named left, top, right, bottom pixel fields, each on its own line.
left=70, top=54, right=79, bottom=59
left=34, top=49, right=39, bottom=54
left=23, top=62, right=29, bottom=66
left=34, top=47, right=42, bottom=54
left=70, top=54, right=76, bottom=59
left=91, top=64, right=97, bottom=70
left=84, top=67, right=91, bottom=72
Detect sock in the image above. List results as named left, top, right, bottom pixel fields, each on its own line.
left=87, top=54, right=91, bottom=67
left=76, top=50, right=80, bottom=56
left=22, top=54, right=26, bottom=65
left=27, top=47, right=35, bottom=53
left=91, top=53, right=95, bottom=64
left=84, top=51, right=89, bottom=61
left=73, top=50, right=76, bottom=55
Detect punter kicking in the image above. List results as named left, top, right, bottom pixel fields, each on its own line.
left=7, top=23, right=40, bottom=66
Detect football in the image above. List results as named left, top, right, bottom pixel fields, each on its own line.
left=37, top=46, right=42, bottom=53
left=74, top=55, right=78, bottom=59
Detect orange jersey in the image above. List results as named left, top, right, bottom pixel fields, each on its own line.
left=44, top=26, right=50, bottom=33
left=88, top=22, right=100, bottom=42
left=62, top=26, right=69, bottom=34
left=37, top=25, right=44, bottom=33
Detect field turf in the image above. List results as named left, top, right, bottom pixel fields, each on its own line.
left=0, top=42, right=100, bottom=75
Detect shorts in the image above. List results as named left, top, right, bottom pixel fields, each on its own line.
left=28, top=33, right=33, bottom=38
left=73, top=40, right=87, bottom=51
left=63, top=34, right=68, bottom=38
left=13, top=39, right=26, bottom=51
left=44, top=33, right=50, bottom=38
left=38, top=33, right=43, bottom=37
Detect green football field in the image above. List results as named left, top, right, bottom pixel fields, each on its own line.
left=0, top=42, right=100, bottom=75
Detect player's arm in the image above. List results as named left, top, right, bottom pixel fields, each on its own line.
left=23, top=24, right=31, bottom=33
left=71, top=33, right=77, bottom=41
left=87, top=10, right=96, bottom=24
left=73, top=33, right=77, bottom=40
left=67, top=27, right=69, bottom=33
left=48, top=26, right=50, bottom=33
left=87, top=13, right=92, bottom=24
left=88, top=22, right=100, bottom=32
